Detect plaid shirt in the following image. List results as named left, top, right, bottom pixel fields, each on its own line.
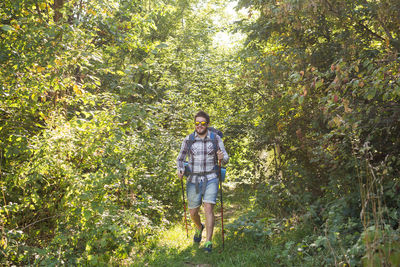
left=177, top=130, right=229, bottom=183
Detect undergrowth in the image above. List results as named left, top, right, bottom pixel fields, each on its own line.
left=130, top=182, right=363, bottom=267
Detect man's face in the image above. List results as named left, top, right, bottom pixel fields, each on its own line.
left=195, top=116, right=208, bottom=135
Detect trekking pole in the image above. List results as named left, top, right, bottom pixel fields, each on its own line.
left=180, top=176, right=189, bottom=238
left=219, top=159, right=225, bottom=250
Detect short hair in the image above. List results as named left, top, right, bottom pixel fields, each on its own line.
left=194, top=111, right=210, bottom=124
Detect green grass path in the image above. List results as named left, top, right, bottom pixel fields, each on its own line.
left=133, top=183, right=274, bottom=267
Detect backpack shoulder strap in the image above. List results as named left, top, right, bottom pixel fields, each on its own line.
left=209, top=131, right=219, bottom=151
left=187, top=132, right=196, bottom=152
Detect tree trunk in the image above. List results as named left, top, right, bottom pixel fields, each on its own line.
left=54, top=0, right=64, bottom=22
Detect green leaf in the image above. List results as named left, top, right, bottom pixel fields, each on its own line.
left=366, top=88, right=376, bottom=100
left=156, top=43, right=168, bottom=49
left=1, top=25, right=15, bottom=32
left=395, top=85, right=400, bottom=96
left=315, top=80, right=324, bottom=89
left=298, top=95, right=304, bottom=104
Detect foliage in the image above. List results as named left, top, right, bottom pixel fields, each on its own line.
left=1, top=0, right=400, bottom=265
left=228, top=0, right=400, bottom=264
left=1, top=0, right=226, bottom=264
left=1, top=94, right=178, bottom=264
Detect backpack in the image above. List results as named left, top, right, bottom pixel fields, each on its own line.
left=184, top=127, right=226, bottom=182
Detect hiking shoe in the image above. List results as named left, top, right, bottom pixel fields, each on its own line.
left=204, top=241, right=212, bottom=253
left=193, top=224, right=204, bottom=243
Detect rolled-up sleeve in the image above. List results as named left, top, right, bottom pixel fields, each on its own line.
left=177, top=136, right=189, bottom=172
left=217, top=136, right=229, bottom=165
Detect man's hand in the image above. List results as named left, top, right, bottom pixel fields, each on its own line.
left=217, top=149, right=224, bottom=161
left=177, top=170, right=184, bottom=179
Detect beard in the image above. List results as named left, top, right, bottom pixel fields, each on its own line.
left=195, top=127, right=208, bottom=135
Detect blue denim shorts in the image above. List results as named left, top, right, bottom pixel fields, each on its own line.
left=187, top=178, right=219, bottom=209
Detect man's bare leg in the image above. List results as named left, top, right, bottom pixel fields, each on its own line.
left=203, top=203, right=215, bottom=242
left=189, top=206, right=202, bottom=230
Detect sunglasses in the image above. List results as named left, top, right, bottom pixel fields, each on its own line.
left=195, top=121, right=207, bottom=126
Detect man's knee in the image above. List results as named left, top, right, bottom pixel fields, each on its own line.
left=203, top=203, right=214, bottom=214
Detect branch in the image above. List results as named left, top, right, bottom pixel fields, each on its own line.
left=377, top=18, right=400, bottom=52
left=323, top=0, right=386, bottom=42
left=19, top=214, right=61, bottom=231
left=35, top=1, right=43, bottom=21
left=356, top=20, right=386, bottom=42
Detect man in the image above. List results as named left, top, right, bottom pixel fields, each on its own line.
left=177, top=111, right=229, bottom=253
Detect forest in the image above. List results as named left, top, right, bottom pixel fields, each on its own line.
left=1, top=0, right=400, bottom=266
